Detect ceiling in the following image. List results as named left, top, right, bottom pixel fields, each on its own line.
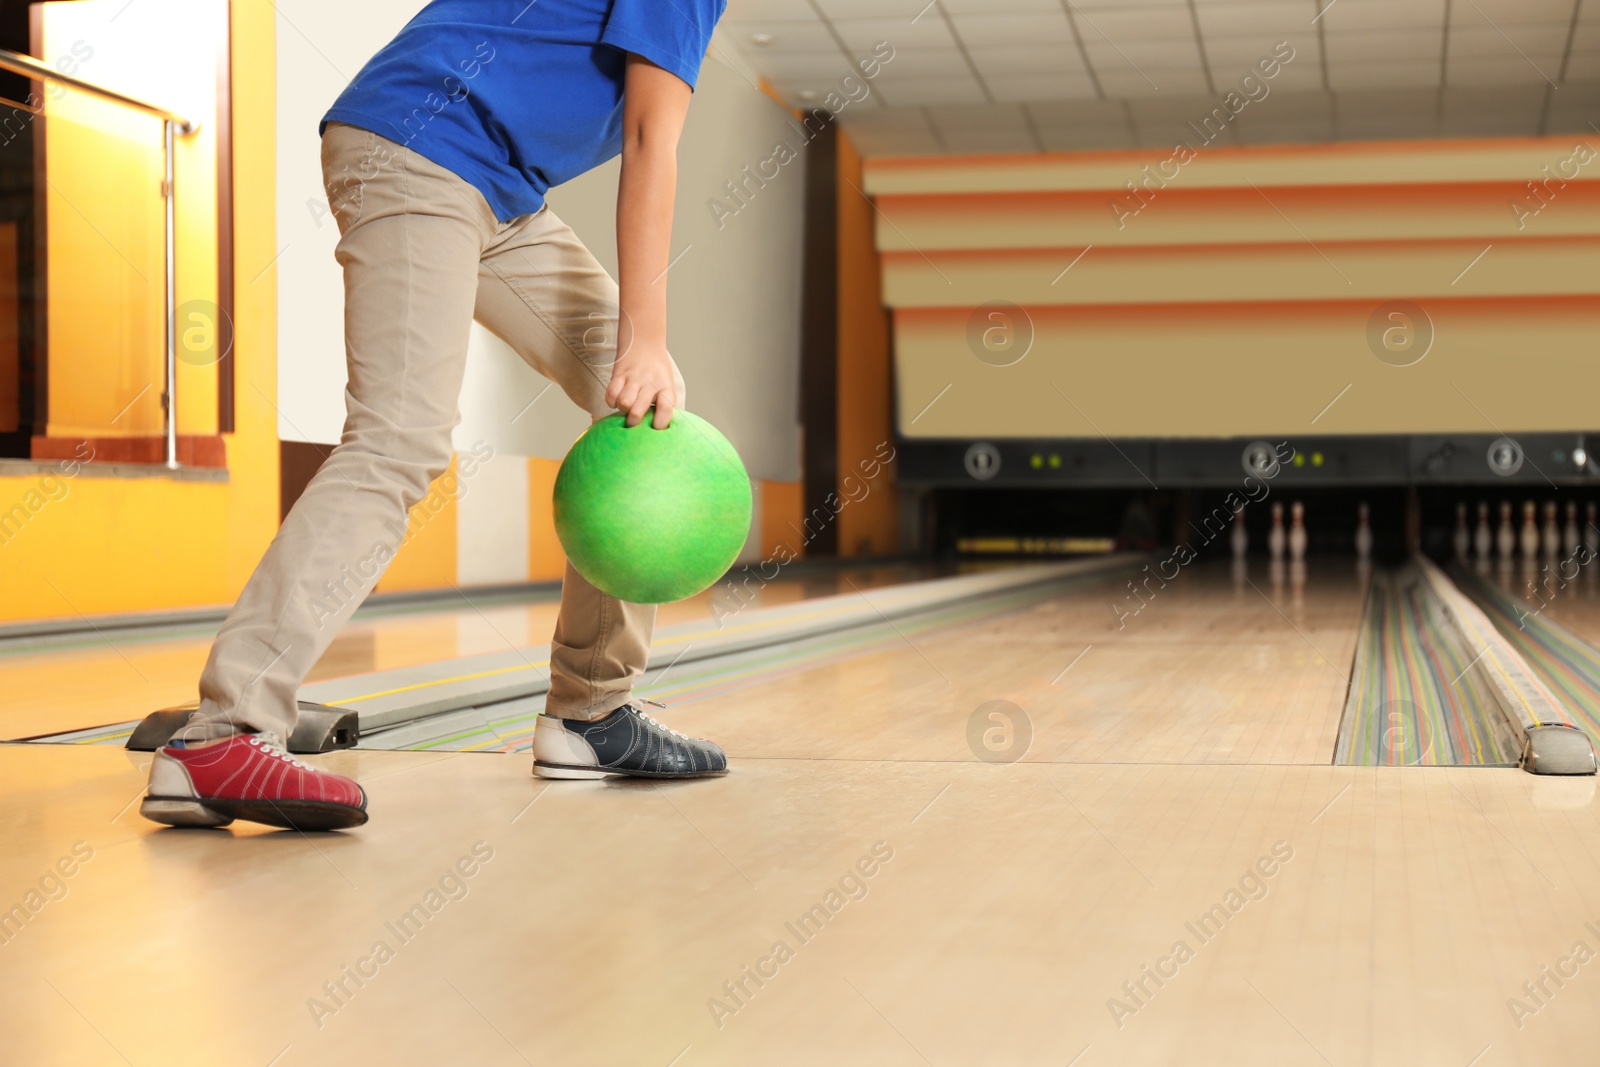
left=717, top=0, right=1600, bottom=155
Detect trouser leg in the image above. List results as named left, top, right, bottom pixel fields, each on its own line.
left=187, top=125, right=493, bottom=739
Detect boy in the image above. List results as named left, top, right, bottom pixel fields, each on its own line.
left=140, top=0, right=730, bottom=833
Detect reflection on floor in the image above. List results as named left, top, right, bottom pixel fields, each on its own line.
left=0, top=562, right=958, bottom=741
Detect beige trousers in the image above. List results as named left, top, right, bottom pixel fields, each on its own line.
left=188, top=123, right=678, bottom=740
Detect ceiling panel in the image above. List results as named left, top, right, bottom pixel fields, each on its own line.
left=1195, top=2, right=1321, bottom=36
left=831, top=15, right=956, bottom=51
left=1326, top=60, right=1443, bottom=89
left=722, top=0, right=1591, bottom=155
left=986, top=71, right=1101, bottom=100
left=1311, top=0, right=1445, bottom=33
left=1322, top=30, right=1442, bottom=64
left=867, top=47, right=970, bottom=79
left=1067, top=5, right=1200, bottom=40
left=968, top=43, right=1088, bottom=75
left=870, top=75, right=988, bottom=105
left=948, top=12, right=1077, bottom=46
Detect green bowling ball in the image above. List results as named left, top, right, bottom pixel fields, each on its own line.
left=553, top=410, right=752, bottom=604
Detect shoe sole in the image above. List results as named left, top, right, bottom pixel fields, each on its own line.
left=141, top=796, right=368, bottom=832
left=533, top=760, right=729, bottom=780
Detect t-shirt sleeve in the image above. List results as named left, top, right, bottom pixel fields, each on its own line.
left=600, top=0, right=725, bottom=90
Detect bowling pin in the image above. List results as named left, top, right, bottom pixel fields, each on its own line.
left=1587, top=502, right=1599, bottom=561
left=1497, top=501, right=1516, bottom=559
left=1355, top=502, right=1374, bottom=562
left=1230, top=505, right=1248, bottom=560
left=1288, top=501, right=1307, bottom=563
left=1565, top=501, right=1581, bottom=558
left=1474, top=501, right=1492, bottom=561
left=1452, top=502, right=1470, bottom=561
left=1268, top=501, right=1286, bottom=563
left=1543, top=501, right=1561, bottom=561
left=1521, top=501, right=1541, bottom=561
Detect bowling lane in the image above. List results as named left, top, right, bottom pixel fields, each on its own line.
left=419, top=558, right=1368, bottom=765
left=10, top=728, right=1596, bottom=1064
left=0, top=562, right=957, bottom=740
left=1464, top=558, right=1600, bottom=649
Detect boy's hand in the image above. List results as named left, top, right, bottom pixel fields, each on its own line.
left=606, top=341, right=677, bottom=429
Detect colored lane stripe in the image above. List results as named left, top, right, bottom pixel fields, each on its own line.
left=1453, top=568, right=1600, bottom=741
left=1336, top=568, right=1519, bottom=767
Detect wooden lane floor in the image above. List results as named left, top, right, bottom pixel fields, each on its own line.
left=0, top=562, right=956, bottom=741
left=664, top=558, right=1369, bottom=766
left=3, top=745, right=1597, bottom=1064
left=10, top=559, right=1600, bottom=1065
left=1465, top=559, right=1600, bottom=647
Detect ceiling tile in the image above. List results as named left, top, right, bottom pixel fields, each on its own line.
left=1232, top=117, right=1337, bottom=144
left=1026, top=98, right=1130, bottom=124
left=1195, top=2, right=1321, bottom=36
left=722, top=19, right=840, bottom=53
left=1573, top=23, right=1600, bottom=50
left=1446, top=57, right=1564, bottom=85
left=1334, top=86, right=1439, bottom=114
left=812, top=0, right=927, bottom=17
left=1449, top=24, right=1570, bottom=60
left=1438, top=110, right=1548, bottom=136
left=1325, top=59, right=1442, bottom=89
left=1094, top=67, right=1212, bottom=96
left=1565, top=51, right=1600, bottom=80
left=1202, top=32, right=1320, bottom=68
left=724, top=0, right=818, bottom=19
left=1323, top=29, right=1442, bottom=64
left=985, top=71, right=1103, bottom=100
left=941, top=0, right=1063, bottom=11
left=871, top=76, right=989, bottom=105
left=868, top=47, right=969, bottom=79
left=969, top=43, right=1088, bottom=75
left=925, top=102, right=1031, bottom=130
left=1037, top=124, right=1138, bottom=151
left=1082, top=38, right=1205, bottom=68
left=1316, top=0, right=1446, bottom=33
left=1067, top=5, right=1199, bottom=40
left=1447, top=0, right=1576, bottom=27
left=751, top=51, right=859, bottom=79
left=949, top=12, right=1077, bottom=46
left=1542, top=78, right=1600, bottom=121
left=937, top=126, right=1044, bottom=152
left=830, top=15, right=956, bottom=51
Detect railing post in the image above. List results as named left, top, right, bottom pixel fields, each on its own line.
left=162, top=116, right=177, bottom=470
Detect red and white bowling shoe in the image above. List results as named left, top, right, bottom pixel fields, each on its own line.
left=140, top=733, right=368, bottom=831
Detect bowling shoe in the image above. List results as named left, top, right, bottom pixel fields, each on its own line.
left=141, top=732, right=369, bottom=831
left=533, top=703, right=729, bottom=779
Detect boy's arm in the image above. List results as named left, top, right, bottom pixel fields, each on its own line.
left=606, top=54, right=692, bottom=430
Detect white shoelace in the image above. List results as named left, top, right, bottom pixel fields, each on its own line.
left=635, top=701, right=690, bottom=742
left=247, top=734, right=314, bottom=772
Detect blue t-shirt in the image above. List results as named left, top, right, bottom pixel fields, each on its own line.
left=322, top=0, right=725, bottom=221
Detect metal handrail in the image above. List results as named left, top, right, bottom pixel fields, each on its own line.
left=0, top=47, right=201, bottom=469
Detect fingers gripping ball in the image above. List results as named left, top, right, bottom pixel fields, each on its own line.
left=553, top=411, right=753, bottom=604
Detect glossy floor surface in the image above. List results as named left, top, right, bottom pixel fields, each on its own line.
left=0, top=562, right=955, bottom=741
left=4, top=560, right=1599, bottom=1065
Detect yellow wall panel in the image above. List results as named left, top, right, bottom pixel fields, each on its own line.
left=0, top=1, right=279, bottom=624
left=528, top=456, right=565, bottom=582
left=376, top=457, right=459, bottom=593
left=759, top=479, right=802, bottom=560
